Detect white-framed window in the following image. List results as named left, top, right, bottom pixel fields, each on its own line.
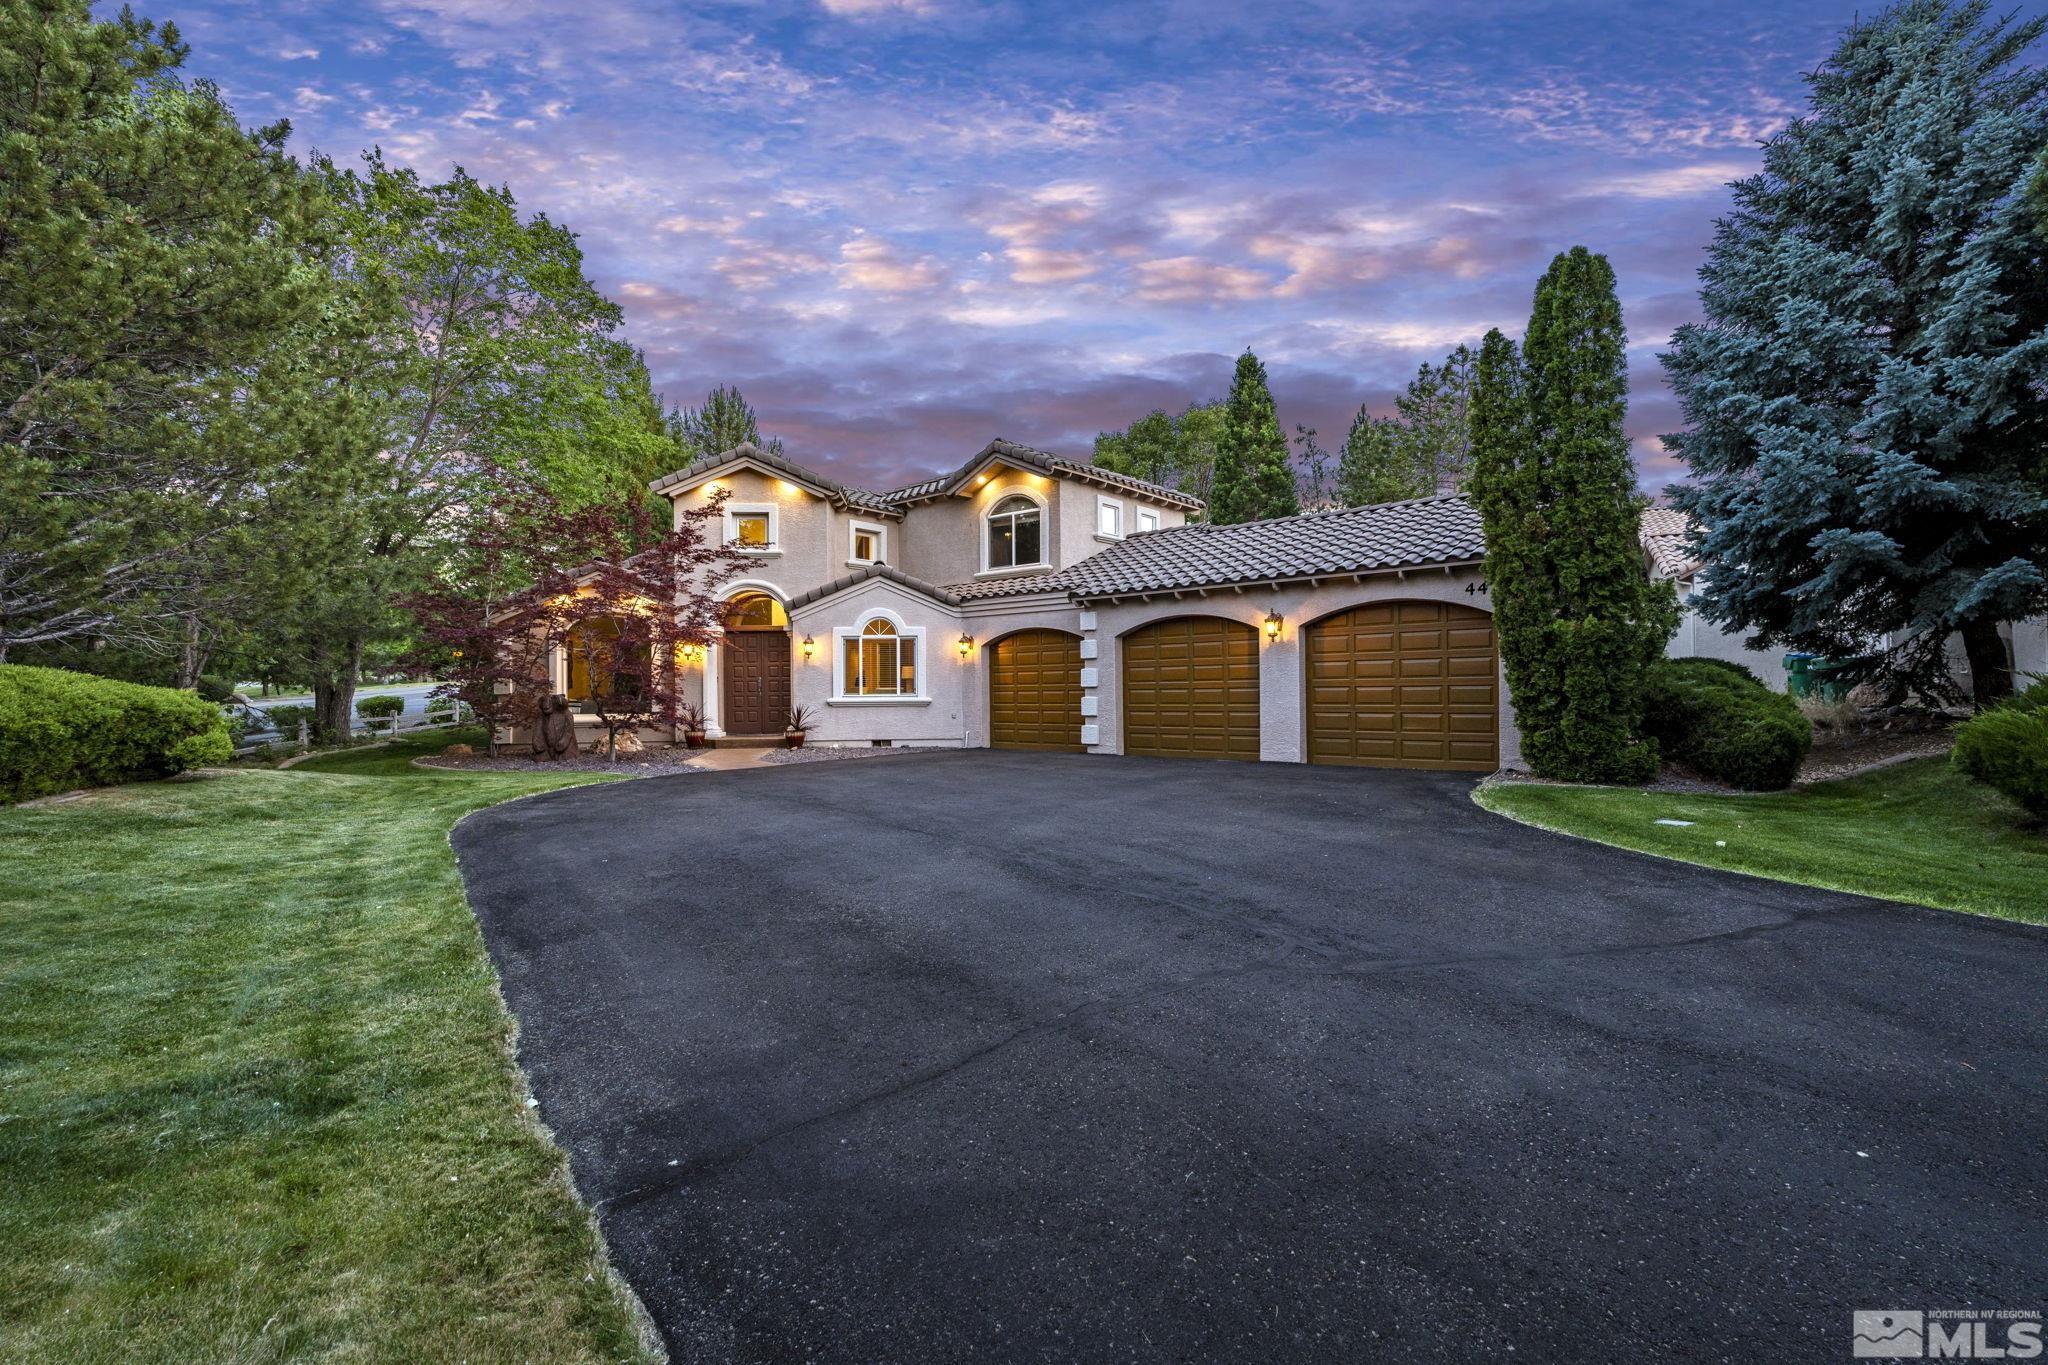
left=724, top=503, right=778, bottom=553
left=984, top=493, right=1045, bottom=572
left=1096, top=494, right=1124, bottom=539
left=848, top=520, right=887, bottom=566
left=833, top=610, right=926, bottom=700
left=1136, top=507, right=1160, bottom=534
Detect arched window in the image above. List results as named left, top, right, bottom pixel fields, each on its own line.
left=725, top=591, right=787, bottom=630
left=986, top=494, right=1043, bottom=571
left=841, top=616, right=919, bottom=697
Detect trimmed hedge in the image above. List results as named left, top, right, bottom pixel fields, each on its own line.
left=355, top=694, right=404, bottom=719
left=0, top=664, right=232, bottom=804
left=1642, top=657, right=1813, bottom=790
left=1953, top=681, right=2048, bottom=818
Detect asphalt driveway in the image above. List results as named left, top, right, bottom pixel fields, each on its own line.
left=454, top=751, right=2048, bottom=1362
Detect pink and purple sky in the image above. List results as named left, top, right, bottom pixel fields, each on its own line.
left=153, top=0, right=1871, bottom=492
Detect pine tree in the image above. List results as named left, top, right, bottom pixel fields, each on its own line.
left=1210, top=350, right=1297, bottom=524
left=1336, top=406, right=1426, bottom=506
left=1470, top=251, right=1678, bottom=783
left=1662, top=0, right=2048, bottom=705
left=1394, top=344, right=1477, bottom=492
left=668, top=384, right=783, bottom=459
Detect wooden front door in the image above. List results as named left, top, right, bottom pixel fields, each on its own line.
left=721, top=631, right=791, bottom=734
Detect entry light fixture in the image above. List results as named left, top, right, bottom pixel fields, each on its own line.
left=1264, top=610, right=1284, bottom=642
left=958, top=632, right=974, bottom=659
left=679, top=642, right=704, bottom=665
left=801, top=634, right=816, bottom=660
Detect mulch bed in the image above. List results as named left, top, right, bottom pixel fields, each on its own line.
left=417, top=749, right=703, bottom=776
left=755, top=745, right=929, bottom=765
left=1489, top=718, right=1957, bottom=795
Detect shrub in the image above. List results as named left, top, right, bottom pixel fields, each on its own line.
left=267, top=704, right=316, bottom=740
left=355, top=694, right=405, bottom=720
left=1953, top=683, right=2048, bottom=817
left=0, top=664, right=232, bottom=804
left=1642, top=657, right=1813, bottom=790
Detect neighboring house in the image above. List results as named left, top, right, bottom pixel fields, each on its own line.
left=541, top=437, right=1518, bottom=772
left=1639, top=505, right=2045, bottom=694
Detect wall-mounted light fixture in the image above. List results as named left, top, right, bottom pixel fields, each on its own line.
left=1264, top=610, right=1284, bottom=642
left=679, top=642, right=705, bottom=665
left=958, top=632, right=974, bottom=659
left=801, top=634, right=816, bottom=660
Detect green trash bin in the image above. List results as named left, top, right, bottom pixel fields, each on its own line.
left=1783, top=652, right=1816, bottom=698
left=1809, top=658, right=1854, bottom=703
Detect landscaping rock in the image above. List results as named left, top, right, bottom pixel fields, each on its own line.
left=442, top=743, right=474, bottom=757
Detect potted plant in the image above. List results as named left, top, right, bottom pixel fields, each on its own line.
left=783, top=704, right=815, bottom=749
left=678, top=702, right=708, bottom=749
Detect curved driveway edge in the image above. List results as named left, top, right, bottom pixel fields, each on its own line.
left=454, top=750, right=2048, bottom=1362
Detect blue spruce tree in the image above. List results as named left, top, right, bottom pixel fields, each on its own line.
left=1661, top=0, right=2048, bottom=704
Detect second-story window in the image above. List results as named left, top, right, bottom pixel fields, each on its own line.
left=1096, top=495, right=1124, bottom=539
left=986, top=495, right=1043, bottom=570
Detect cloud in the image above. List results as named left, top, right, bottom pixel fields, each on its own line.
left=1131, top=256, right=1271, bottom=303
left=818, top=0, right=941, bottom=14
left=835, top=233, right=946, bottom=293
left=1578, top=163, right=1751, bottom=200
left=275, top=44, right=321, bottom=60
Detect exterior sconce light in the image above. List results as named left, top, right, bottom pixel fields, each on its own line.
left=958, top=632, right=974, bottom=659
left=1264, top=610, right=1283, bottom=642
left=801, top=634, right=816, bottom=660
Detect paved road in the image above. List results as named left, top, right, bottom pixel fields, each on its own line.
left=453, top=752, right=2048, bottom=1363
left=249, top=681, right=445, bottom=733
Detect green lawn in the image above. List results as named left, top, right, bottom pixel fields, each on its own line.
left=1477, top=757, right=2047, bottom=924
left=0, top=731, right=654, bottom=1361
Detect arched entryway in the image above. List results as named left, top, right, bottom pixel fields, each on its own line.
left=720, top=591, right=791, bottom=735
left=1305, top=600, right=1498, bottom=771
left=988, top=629, right=1084, bottom=752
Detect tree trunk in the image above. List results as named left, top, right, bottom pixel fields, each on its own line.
left=1960, top=618, right=2013, bottom=707
left=309, top=635, right=363, bottom=742
left=175, top=611, right=205, bottom=691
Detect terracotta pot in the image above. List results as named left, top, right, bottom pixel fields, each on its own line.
left=684, top=731, right=706, bottom=749
left=784, top=730, right=806, bottom=749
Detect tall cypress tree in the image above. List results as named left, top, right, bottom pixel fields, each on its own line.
left=1662, top=0, right=2048, bottom=705
left=1470, top=250, right=1677, bottom=783
left=1210, top=350, right=1297, bottom=524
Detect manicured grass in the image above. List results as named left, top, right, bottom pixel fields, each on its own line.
left=1476, top=757, right=2046, bottom=924
left=0, top=731, right=651, bottom=1360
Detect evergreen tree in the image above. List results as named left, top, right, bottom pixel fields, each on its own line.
left=0, top=0, right=331, bottom=662
left=1662, top=0, right=2048, bottom=705
left=1210, top=350, right=1298, bottom=524
left=1393, top=344, right=1477, bottom=493
left=1336, top=406, right=1427, bottom=506
left=1470, top=251, right=1678, bottom=783
left=668, top=384, right=783, bottom=458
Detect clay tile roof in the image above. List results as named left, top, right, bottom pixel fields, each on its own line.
left=1638, top=505, right=1703, bottom=579
left=647, top=443, right=907, bottom=519
left=948, top=494, right=1485, bottom=602
left=785, top=564, right=962, bottom=612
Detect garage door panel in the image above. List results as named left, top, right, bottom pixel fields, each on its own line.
left=990, top=630, right=1085, bottom=753
left=1306, top=601, right=1499, bottom=772
left=1122, top=618, right=1260, bottom=761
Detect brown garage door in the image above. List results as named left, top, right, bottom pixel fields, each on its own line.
left=1307, top=601, right=1498, bottom=771
left=989, top=630, right=1084, bottom=752
left=1122, top=617, right=1259, bottom=761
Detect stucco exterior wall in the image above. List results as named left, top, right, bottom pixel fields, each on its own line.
left=1667, top=585, right=1790, bottom=690
left=668, top=467, right=837, bottom=589
left=895, top=468, right=1062, bottom=588
left=1081, top=567, right=1521, bottom=769
left=788, top=578, right=975, bottom=747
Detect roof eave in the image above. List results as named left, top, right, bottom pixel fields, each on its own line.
left=1070, top=556, right=1485, bottom=604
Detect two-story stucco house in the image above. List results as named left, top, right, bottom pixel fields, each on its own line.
left=538, top=436, right=1519, bottom=771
